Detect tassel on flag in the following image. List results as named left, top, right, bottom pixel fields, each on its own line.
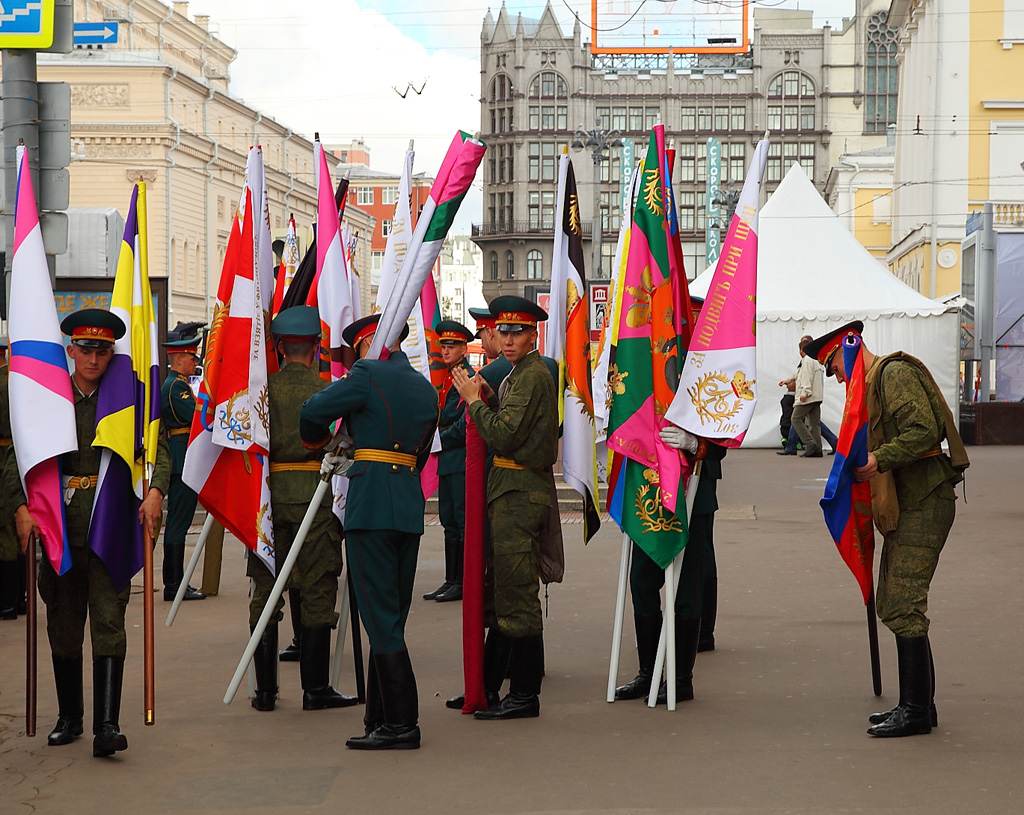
left=8, top=145, right=77, bottom=576
left=819, top=334, right=876, bottom=604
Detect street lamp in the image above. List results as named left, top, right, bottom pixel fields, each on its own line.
left=572, top=116, right=622, bottom=279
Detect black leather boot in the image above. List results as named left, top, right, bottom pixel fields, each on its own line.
left=0, top=560, right=18, bottom=619
left=162, top=543, right=205, bottom=601
left=869, top=635, right=939, bottom=727
left=251, top=624, right=278, bottom=712
left=424, top=536, right=457, bottom=600
left=92, top=657, right=128, bottom=757
left=346, top=650, right=420, bottom=749
left=300, top=626, right=358, bottom=710
left=447, top=627, right=511, bottom=709
left=656, top=618, right=701, bottom=704
left=698, top=579, right=718, bottom=652
left=47, top=655, right=84, bottom=746
left=867, top=635, right=933, bottom=737
left=279, top=590, right=302, bottom=662
left=363, top=650, right=383, bottom=735
left=615, top=613, right=662, bottom=700
left=475, top=634, right=543, bottom=720
left=435, top=538, right=463, bottom=602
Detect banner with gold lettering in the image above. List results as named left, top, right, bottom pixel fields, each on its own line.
left=667, top=138, right=769, bottom=448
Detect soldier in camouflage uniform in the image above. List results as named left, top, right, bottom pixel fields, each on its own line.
left=452, top=295, right=559, bottom=721
left=0, top=337, right=23, bottom=621
left=423, top=320, right=475, bottom=603
left=6, top=309, right=169, bottom=758
left=807, top=321, right=969, bottom=738
left=248, top=306, right=356, bottom=713
left=301, top=314, right=439, bottom=750
left=160, top=323, right=207, bottom=602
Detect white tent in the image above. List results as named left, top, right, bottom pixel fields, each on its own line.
left=689, top=164, right=960, bottom=448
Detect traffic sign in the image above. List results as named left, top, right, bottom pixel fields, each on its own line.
left=73, top=20, right=117, bottom=45
left=0, top=0, right=56, bottom=49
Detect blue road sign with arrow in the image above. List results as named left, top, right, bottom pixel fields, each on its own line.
left=73, top=20, right=118, bottom=45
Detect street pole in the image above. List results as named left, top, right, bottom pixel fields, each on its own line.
left=978, top=202, right=996, bottom=402
left=3, top=50, right=41, bottom=284
left=573, top=117, right=621, bottom=283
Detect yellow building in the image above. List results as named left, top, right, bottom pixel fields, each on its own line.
left=9, top=0, right=374, bottom=325
left=888, top=0, right=1024, bottom=298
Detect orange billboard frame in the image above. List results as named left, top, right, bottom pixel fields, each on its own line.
left=589, top=0, right=750, bottom=55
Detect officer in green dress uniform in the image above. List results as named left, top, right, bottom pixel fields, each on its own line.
left=805, top=321, right=969, bottom=738
left=248, top=306, right=356, bottom=713
left=451, top=296, right=559, bottom=721
left=160, top=323, right=207, bottom=602
left=7, top=309, right=169, bottom=757
left=300, top=314, right=439, bottom=750
left=0, top=336, right=24, bottom=620
left=423, top=320, right=475, bottom=604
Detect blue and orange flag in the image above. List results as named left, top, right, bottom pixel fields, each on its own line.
left=819, top=334, right=875, bottom=605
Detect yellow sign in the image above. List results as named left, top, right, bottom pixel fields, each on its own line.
left=0, top=0, right=56, bottom=49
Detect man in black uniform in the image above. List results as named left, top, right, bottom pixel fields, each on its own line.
left=423, top=320, right=475, bottom=603
left=7, top=309, right=169, bottom=757
left=160, top=322, right=207, bottom=601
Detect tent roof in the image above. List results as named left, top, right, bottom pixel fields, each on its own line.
left=689, top=164, right=951, bottom=321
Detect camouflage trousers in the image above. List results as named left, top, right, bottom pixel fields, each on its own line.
left=876, top=481, right=956, bottom=638
left=248, top=502, right=343, bottom=629
left=489, top=490, right=547, bottom=638
left=38, top=546, right=130, bottom=659
left=630, top=512, right=714, bottom=620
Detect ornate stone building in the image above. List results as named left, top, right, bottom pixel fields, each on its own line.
left=20, top=0, right=374, bottom=325
left=473, top=0, right=898, bottom=300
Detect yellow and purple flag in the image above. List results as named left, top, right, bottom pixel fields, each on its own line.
left=89, top=181, right=162, bottom=589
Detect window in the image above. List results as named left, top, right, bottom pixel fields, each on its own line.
left=383, top=186, right=399, bottom=206
left=731, top=106, right=745, bottom=131
left=542, top=143, right=557, bottom=182
left=715, top=107, right=729, bottom=131
left=865, top=11, right=899, bottom=134
left=505, top=251, right=515, bottom=280
left=678, top=192, right=695, bottom=231
left=767, top=143, right=782, bottom=183
left=526, top=250, right=543, bottom=280
left=542, top=190, right=555, bottom=229
left=767, top=106, right=782, bottom=132
left=768, top=71, right=816, bottom=132
left=698, top=106, right=713, bottom=131
left=801, top=105, right=815, bottom=131
left=612, top=106, right=627, bottom=130
left=696, top=191, right=707, bottom=230
left=490, top=252, right=498, bottom=280
left=629, top=106, right=643, bottom=131
left=489, top=73, right=514, bottom=135
left=357, top=187, right=374, bottom=206
left=596, top=106, right=610, bottom=126
left=529, top=71, right=568, bottom=100
left=799, top=143, right=814, bottom=179
left=371, top=251, right=384, bottom=271
left=696, top=142, right=708, bottom=183
left=529, top=106, right=539, bottom=130
left=728, top=143, right=745, bottom=182
left=645, top=106, right=660, bottom=130
left=681, top=107, right=696, bottom=131
left=678, top=144, right=695, bottom=183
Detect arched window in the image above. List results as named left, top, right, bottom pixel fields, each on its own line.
left=526, top=250, right=543, bottom=280
left=489, top=252, right=498, bottom=281
left=505, top=250, right=515, bottom=280
left=528, top=71, right=568, bottom=132
left=489, top=73, right=514, bottom=134
left=766, top=70, right=815, bottom=132
left=865, top=11, right=899, bottom=134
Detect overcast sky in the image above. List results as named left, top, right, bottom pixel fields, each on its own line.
left=191, top=0, right=858, bottom=232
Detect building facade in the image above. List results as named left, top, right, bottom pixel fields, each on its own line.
left=9, top=0, right=373, bottom=328
left=887, top=0, right=1024, bottom=298
left=439, top=235, right=485, bottom=327
left=474, top=0, right=898, bottom=301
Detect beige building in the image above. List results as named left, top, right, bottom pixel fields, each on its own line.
left=17, top=0, right=373, bottom=326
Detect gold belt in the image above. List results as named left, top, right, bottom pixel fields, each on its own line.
left=921, top=445, right=944, bottom=459
left=0, top=438, right=11, bottom=447
left=65, top=475, right=99, bottom=490
left=169, top=427, right=190, bottom=437
left=353, top=449, right=418, bottom=468
left=269, top=461, right=322, bottom=473
left=493, top=456, right=544, bottom=471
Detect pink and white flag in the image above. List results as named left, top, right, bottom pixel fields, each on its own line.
left=8, top=145, right=77, bottom=574
left=666, top=138, right=770, bottom=446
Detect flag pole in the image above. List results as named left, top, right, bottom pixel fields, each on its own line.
left=606, top=532, right=631, bottom=702
left=867, top=585, right=882, bottom=696
left=330, top=571, right=350, bottom=689
left=224, top=478, right=331, bottom=704
left=143, top=476, right=155, bottom=725
left=25, top=535, right=37, bottom=737
left=165, top=514, right=215, bottom=627
left=347, top=568, right=366, bottom=703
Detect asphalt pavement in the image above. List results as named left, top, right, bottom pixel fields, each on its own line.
left=1, top=446, right=1022, bottom=815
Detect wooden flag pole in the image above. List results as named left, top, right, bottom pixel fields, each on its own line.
left=867, top=585, right=882, bottom=696
left=143, top=477, right=155, bottom=725
left=25, top=535, right=37, bottom=737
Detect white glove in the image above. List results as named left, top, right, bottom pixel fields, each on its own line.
left=320, top=452, right=353, bottom=478
left=659, top=424, right=698, bottom=454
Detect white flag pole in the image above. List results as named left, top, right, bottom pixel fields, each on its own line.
left=606, top=533, right=632, bottom=702
left=165, top=514, right=215, bottom=627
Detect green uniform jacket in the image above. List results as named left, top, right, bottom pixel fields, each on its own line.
left=692, top=440, right=727, bottom=516
left=4, top=382, right=171, bottom=547
left=468, top=350, right=558, bottom=502
left=161, top=370, right=195, bottom=476
left=869, top=356, right=962, bottom=508
left=299, top=350, right=439, bottom=534
left=269, top=362, right=329, bottom=505
left=477, top=355, right=513, bottom=394
left=438, top=358, right=475, bottom=477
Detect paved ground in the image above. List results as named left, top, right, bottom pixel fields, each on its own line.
left=1, top=446, right=1022, bottom=815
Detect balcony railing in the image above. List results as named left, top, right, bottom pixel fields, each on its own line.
left=472, top=220, right=595, bottom=238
